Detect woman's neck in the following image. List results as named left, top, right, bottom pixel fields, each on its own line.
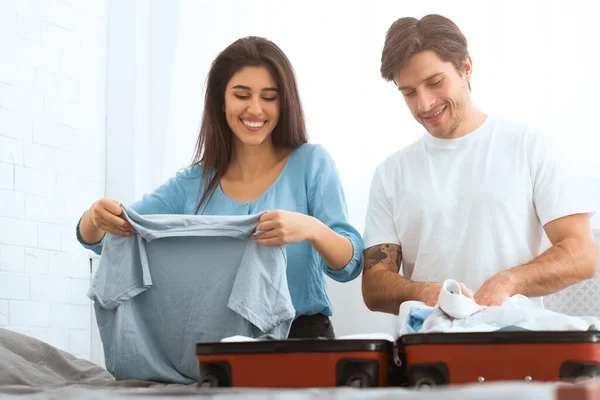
left=227, top=140, right=282, bottom=182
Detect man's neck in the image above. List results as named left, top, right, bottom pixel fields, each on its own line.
left=450, top=104, right=487, bottom=139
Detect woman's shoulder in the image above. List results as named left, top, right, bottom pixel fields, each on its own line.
left=285, top=143, right=340, bottom=186
left=169, top=164, right=205, bottom=187
left=290, top=143, right=334, bottom=165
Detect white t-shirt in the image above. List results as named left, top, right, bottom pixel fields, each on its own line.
left=363, top=116, right=595, bottom=302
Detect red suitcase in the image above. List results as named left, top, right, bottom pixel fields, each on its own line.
left=556, top=380, right=600, bottom=400
left=196, top=338, right=403, bottom=388
left=400, top=330, right=600, bottom=388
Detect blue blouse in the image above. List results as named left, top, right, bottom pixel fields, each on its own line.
left=78, top=143, right=364, bottom=317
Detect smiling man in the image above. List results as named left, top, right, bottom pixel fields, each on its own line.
left=361, top=14, right=598, bottom=313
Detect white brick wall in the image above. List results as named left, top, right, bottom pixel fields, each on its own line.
left=0, top=136, right=24, bottom=164
left=0, top=0, right=107, bottom=361
left=0, top=245, right=25, bottom=271
left=0, top=108, right=32, bottom=140
left=24, top=248, right=49, bottom=274
left=0, top=56, right=35, bottom=88
left=17, top=12, right=41, bottom=42
left=0, top=162, right=14, bottom=189
left=0, top=6, right=18, bottom=33
left=0, top=300, right=8, bottom=325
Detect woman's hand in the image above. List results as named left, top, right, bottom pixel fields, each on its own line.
left=253, top=210, right=319, bottom=246
left=86, top=198, right=133, bottom=237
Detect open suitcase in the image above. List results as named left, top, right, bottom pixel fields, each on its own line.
left=196, top=338, right=404, bottom=388
left=399, top=330, right=600, bottom=388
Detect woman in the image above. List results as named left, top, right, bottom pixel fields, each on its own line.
left=77, top=36, right=363, bottom=339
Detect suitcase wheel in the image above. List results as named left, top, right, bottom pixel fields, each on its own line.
left=336, top=359, right=379, bottom=387
left=345, top=371, right=372, bottom=387
left=198, top=361, right=232, bottom=387
left=560, top=361, right=600, bottom=382
left=408, top=363, right=449, bottom=388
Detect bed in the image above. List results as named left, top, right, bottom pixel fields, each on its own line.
left=1, top=327, right=595, bottom=399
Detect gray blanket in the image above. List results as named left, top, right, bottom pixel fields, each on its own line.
left=0, top=327, right=116, bottom=387
left=0, top=327, right=197, bottom=397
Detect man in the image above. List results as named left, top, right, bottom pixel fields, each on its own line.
left=362, top=14, right=598, bottom=314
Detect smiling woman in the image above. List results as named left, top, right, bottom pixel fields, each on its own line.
left=193, top=37, right=308, bottom=212
left=218, top=66, right=288, bottom=203
left=76, top=36, right=365, bottom=343
left=226, top=67, right=280, bottom=138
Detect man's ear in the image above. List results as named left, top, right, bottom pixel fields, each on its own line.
left=463, top=55, right=473, bottom=90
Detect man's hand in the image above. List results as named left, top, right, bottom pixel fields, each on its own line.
left=474, top=271, right=516, bottom=306
left=418, top=281, right=474, bottom=306
left=418, top=282, right=442, bottom=306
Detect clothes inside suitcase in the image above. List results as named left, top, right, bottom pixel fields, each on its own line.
left=399, top=330, right=600, bottom=388
left=196, top=338, right=404, bottom=388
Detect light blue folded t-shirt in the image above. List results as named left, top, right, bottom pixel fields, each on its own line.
left=88, top=206, right=295, bottom=384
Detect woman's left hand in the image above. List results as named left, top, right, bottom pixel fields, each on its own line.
left=253, top=210, right=321, bottom=246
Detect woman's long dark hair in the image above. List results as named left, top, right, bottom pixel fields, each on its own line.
left=192, top=36, right=308, bottom=214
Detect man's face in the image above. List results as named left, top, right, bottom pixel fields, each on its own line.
left=394, top=50, right=472, bottom=139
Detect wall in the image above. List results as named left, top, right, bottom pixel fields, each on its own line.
left=0, top=0, right=107, bottom=360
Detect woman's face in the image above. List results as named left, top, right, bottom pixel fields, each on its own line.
left=224, top=66, right=280, bottom=148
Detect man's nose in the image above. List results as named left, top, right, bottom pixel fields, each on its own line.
left=417, top=90, right=436, bottom=113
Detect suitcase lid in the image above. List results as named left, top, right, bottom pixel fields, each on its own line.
left=196, top=339, right=394, bottom=355
left=400, top=330, right=600, bottom=346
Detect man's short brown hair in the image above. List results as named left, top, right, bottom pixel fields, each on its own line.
left=380, top=14, right=469, bottom=82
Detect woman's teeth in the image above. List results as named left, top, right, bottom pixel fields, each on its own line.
left=243, top=120, right=265, bottom=128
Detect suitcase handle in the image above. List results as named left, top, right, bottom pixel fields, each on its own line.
left=393, top=342, right=402, bottom=367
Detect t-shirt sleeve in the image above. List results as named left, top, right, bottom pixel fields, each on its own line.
left=306, top=145, right=364, bottom=283
left=227, top=240, right=295, bottom=337
left=363, top=165, right=401, bottom=249
left=529, top=130, right=596, bottom=226
left=87, top=233, right=152, bottom=310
